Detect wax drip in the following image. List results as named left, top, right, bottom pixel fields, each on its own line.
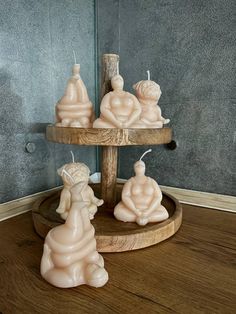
left=139, top=149, right=152, bottom=161
left=62, top=169, right=75, bottom=184
left=73, top=50, right=77, bottom=64
left=70, top=151, right=75, bottom=163
left=147, top=70, right=150, bottom=80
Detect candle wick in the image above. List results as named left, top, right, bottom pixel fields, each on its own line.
left=147, top=70, right=150, bottom=80
left=73, top=50, right=77, bottom=64
left=70, top=151, right=75, bottom=163
left=62, top=169, right=75, bottom=184
left=139, top=149, right=152, bottom=161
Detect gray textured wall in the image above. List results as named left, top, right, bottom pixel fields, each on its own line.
left=0, top=0, right=96, bottom=202
left=1, top=0, right=235, bottom=202
left=97, top=0, right=236, bottom=196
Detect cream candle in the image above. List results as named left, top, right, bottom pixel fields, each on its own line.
left=114, top=149, right=169, bottom=226
left=133, top=73, right=170, bottom=128
left=93, top=74, right=142, bottom=128
left=55, top=61, right=95, bottom=128
left=56, top=153, right=103, bottom=220
left=41, top=181, right=108, bottom=288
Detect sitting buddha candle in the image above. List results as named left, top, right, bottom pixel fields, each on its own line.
left=41, top=181, right=108, bottom=288
left=55, top=64, right=95, bottom=127
left=114, top=149, right=169, bottom=226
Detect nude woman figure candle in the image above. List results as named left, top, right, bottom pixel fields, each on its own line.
left=114, top=149, right=169, bottom=226
left=55, top=64, right=95, bottom=128
left=41, top=181, right=108, bottom=288
left=93, top=74, right=142, bottom=128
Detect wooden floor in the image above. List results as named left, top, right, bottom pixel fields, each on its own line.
left=0, top=205, right=235, bottom=314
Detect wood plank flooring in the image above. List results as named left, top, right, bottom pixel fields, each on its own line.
left=0, top=204, right=235, bottom=314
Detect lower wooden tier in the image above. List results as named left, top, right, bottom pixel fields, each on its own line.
left=32, top=183, right=182, bottom=252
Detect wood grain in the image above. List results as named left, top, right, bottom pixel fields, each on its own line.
left=32, top=183, right=182, bottom=252
left=99, top=53, right=119, bottom=209
left=0, top=205, right=236, bottom=313
left=101, top=146, right=118, bottom=209
left=100, top=53, right=119, bottom=100
left=46, top=125, right=172, bottom=146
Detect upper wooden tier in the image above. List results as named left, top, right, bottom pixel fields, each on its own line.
left=46, top=125, right=172, bottom=146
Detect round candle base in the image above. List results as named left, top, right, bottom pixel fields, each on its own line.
left=32, top=183, right=182, bottom=252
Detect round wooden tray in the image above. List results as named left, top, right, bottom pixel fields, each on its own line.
left=46, top=125, right=172, bottom=146
left=32, top=183, right=182, bottom=252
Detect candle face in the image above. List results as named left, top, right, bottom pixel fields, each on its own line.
left=41, top=181, right=108, bottom=288
left=56, top=162, right=103, bottom=220
left=133, top=80, right=170, bottom=128
left=114, top=160, right=169, bottom=226
left=55, top=65, right=95, bottom=128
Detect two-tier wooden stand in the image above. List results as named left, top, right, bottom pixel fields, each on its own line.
left=32, top=54, right=182, bottom=252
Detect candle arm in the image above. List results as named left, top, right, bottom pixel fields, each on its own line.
left=140, top=117, right=151, bottom=124
left=56, top=189, right=71, bottom=214
left=100, top=95, right=122, bottom=128
left=142, top=181, right=162, bottom=217
left=122, top=182, right=139, bottom=214
left=91, top=193, right=104, bottom=206
left=86, top=186, right=103, bottom=206
left=126, top=98, right=142, bottom=127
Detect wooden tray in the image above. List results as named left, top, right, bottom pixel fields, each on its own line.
left=32, top=183, right=182, bottom=252
left=46, top=125, right=172, bottom=146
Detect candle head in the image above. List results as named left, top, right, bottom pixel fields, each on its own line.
left=111, top=74, right=124, bottom=91
left=72, top=64, right=80, bottom=76
left=134, top=160, right=146, bottom=176
left=57, top=162, right=90, bottom=186
left=133, top=80, right=161, bottom=101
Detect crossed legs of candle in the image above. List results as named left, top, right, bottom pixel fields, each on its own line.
left=114, top=203, right=169, bottom=226
left=93, top=117, right=163, bottom=128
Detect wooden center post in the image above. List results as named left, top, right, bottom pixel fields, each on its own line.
left=100, top=54, right=119, bottom=209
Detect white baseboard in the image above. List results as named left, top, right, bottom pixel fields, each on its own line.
left=0, top=179, right=235, bottom=222
left=159, top=185, right=236, bottom=213
left=0, top=186, right=62, bottom=222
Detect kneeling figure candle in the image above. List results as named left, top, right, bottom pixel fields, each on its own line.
left=114, top=149, right=169, bottom=226
left=133, top=74, right=170, bottom=128
left=41, top=180, right=108, bottom=288
left=56, top=155, right=103, bottom=220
